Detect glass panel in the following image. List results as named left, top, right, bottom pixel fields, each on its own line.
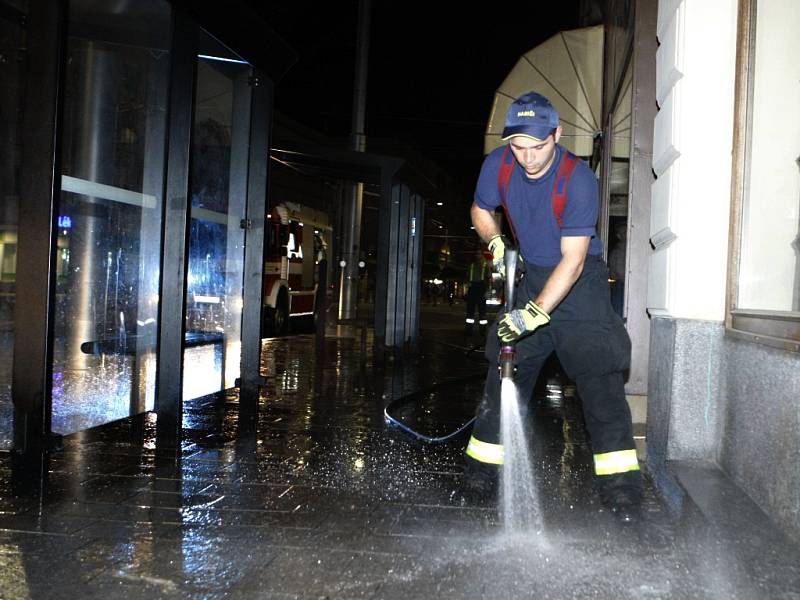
left=183, top=36, right=250, bottom=400
left=52, top=0, right=170, bottom=435
left=0, top=2, right=26, bottom=448
left=738, top=0, right=800, bottom=312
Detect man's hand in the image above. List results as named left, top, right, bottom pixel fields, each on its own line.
left=497, top=300, right=550, bottom=343
left=488, top=235, right=509, bottom=276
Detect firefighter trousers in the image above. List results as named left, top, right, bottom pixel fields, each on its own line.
left=465, top=282, right=488, bottom=331
left=466, top=256, right=641, bottom=497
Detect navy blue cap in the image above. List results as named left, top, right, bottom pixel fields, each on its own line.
left=501, top=92, right=559, bottom=141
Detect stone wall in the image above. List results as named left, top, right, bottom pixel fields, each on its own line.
left=647, top=316, right=800, bottom=541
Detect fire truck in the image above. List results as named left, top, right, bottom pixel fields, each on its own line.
left=262, top=201, right=331, bottom=336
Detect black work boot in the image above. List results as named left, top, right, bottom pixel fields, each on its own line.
left=598, top=472, right=642, bottom=523
left=603, top=487, right=641, bottom=523
left=459, top=457, right=499, bottom=504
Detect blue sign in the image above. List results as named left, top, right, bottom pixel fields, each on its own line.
left=58, top=215, right=72, bottom=229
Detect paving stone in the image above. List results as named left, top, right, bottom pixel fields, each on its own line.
left=0, top=319, right=797, bottom=599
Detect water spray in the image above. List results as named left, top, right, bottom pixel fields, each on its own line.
left=497, top=245, right=543, bottom=533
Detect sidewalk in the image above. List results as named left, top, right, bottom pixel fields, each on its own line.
left=0, top=304, right=797, bottom=599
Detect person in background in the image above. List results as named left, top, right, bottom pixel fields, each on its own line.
left=465, top=250, right=490, bottom=335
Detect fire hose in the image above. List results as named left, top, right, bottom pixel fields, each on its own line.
left=384, top=246, right=519, bottom=442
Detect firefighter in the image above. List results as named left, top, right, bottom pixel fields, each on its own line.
left=465, top=250, right=490, bottom=336
left=463, top=91, right=641, bottom=522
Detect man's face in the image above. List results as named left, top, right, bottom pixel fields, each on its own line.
left=508, top=126, right=562, bottom=179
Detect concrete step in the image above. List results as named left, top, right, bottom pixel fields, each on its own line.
left=659, top=460, right=800, bottom=597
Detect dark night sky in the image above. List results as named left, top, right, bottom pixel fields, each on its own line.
left=258, top=2, right=586, bottom=198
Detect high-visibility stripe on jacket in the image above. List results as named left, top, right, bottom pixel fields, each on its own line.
left=593, top=449, right=640, bottom=475
left=466, top=435, right=504, bottom=465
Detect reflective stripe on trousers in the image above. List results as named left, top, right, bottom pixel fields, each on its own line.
left=593, top=449, right=640, bottom=475
left=466, top=435, right=504, bottom=465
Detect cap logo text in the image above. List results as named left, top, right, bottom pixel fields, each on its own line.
left=517, top=110, right=536, bottom=117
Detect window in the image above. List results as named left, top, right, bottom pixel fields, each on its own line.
left=182, top=36, right=252, bottom=399
left=51, top=0, right=171, bottom=434
left=728, top=0, right=800, bottom=351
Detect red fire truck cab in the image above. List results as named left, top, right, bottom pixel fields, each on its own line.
left=262, top=201, right=331, bottom=336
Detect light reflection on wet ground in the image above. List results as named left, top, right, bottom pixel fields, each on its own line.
left=0, top=311, right=798, bottom=598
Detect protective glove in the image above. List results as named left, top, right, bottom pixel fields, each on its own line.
left=497, top=300, right=551, bottom=343
left=488, top=235, right=509, bottom=277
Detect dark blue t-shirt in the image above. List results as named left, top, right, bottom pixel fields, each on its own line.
left=474, top=145, right=603, bottom=267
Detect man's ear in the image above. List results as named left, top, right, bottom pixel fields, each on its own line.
left=554, top=125, right=563, bottom=143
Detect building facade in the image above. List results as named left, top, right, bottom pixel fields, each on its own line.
left=605, top=0, right=800, bottom=540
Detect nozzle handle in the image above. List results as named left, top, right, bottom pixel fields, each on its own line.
left=504, top=246, right=519, bottom=313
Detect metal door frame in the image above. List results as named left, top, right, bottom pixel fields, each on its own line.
left=12, top=0, right=66, bottom=454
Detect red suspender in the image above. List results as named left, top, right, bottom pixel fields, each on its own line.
left=497, top=147, right=579, bottom=232
left=552, top=152, right=578, bottom=227
left=497, top=146, right=519, bottom=244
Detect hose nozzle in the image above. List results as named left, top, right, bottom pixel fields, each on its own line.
left=499, top=246, right=519, bottom=381
left=499, top=344, right=516, bottom=380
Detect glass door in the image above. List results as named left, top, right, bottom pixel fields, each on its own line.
left=182, top=33, right=251, bottom=400
left=0, top=1, right=26, bottom=448
left=51, top=0, right=171, bottom=435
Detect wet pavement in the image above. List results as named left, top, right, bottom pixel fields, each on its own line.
left=0, top=302, right=799, bottom=599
